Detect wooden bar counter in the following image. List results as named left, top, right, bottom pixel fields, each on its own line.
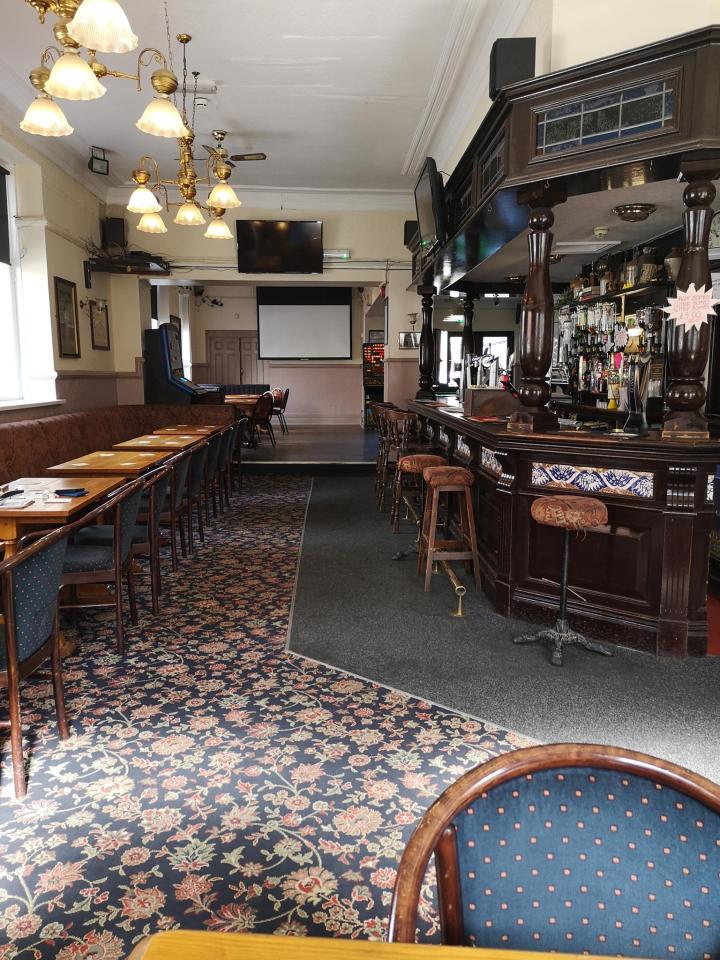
left=409, top=399, right=718, bottom=658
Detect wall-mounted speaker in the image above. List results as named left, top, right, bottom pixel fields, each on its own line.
left=489, top=37, right=536, bottom=101
left=101, top=216, right=126, bottom=250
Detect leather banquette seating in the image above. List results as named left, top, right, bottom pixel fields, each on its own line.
left=0, top=404, right=234, bottom=486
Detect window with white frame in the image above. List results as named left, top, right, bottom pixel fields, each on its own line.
left=0, top=165, right=22, bottom=401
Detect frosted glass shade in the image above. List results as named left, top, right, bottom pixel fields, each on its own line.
left=207, top=182, right=241, bottom=209
left=127, top=186, right=161, bottom=214
left=204, top=217, right=233, bottom=240
left=67, top=0, right=138, bottom=54
left=20, top=94, right=74, bottom=137
left=137, top=212, right=167, bottom=234
left=44, top=52, right=106, bottom=101
left=136, top=96, right=188, bottom=139
left=174, top=202, right=205, bottom=226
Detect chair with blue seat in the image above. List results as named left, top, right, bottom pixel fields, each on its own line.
left=0, top=524, right=71, bottom=797
left=389, top=742, right=720, bottom=958
left=185, top=441, right=208, bottom=554
left=73, top=465, right=172, bottom=616
left=204, top=428, right=225, bottom=521
left=59, top=478, right=145, bottom=656
left=215, top=422, right=238, bottom=511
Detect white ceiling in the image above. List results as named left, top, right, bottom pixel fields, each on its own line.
left=1, top=0, right=479, bottom=194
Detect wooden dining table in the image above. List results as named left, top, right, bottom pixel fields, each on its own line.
left=113, top=434, right=202, bottom=452
left=46, top=449, right=171, bottom=477
left=127, top=931, right=608, bottom=960
left=154, top=424, right=223, bottom=436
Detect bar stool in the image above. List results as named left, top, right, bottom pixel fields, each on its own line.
left=513, top=495, right=613, bottom=667
left=390, top=453, right=447, bottom=533
left=418, top=465, right=481, bottom=592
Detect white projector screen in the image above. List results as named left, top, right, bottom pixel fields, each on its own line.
left=258, top=302, right=351, bottom=359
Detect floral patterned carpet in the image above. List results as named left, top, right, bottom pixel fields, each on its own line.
left=0, top=475, right=528, bottom=959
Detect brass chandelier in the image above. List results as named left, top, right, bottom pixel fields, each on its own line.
left=127, top=36, right=241, bottom=241
left=20, top=0, right=187, bottom=139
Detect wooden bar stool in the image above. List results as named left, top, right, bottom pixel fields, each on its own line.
left=390, top=453, right=446, bottom=533
left=513, top=495, right=613, bottom=666
left=418, top=465, right=481, bottom=592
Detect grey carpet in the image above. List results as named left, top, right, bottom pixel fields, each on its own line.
left=288, top=474, right=720, bottom=782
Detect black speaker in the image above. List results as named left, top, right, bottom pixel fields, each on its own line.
left=489, top=37, right=536, bottom=101
left=403, top=220, right=419, bottom=247
left=102, top=216, right=126, bottom=250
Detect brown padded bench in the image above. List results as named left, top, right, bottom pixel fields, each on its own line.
left=0, top=404, right=234, bottom=486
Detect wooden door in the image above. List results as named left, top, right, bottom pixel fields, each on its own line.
left=241, top=336, right=261, bottom=384
left=208, top=333, right=242, bottom=384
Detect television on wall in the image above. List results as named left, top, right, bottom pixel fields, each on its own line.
left=237, top=219, right=323, bottom=274
left=414, top=157, right=446, bottom=256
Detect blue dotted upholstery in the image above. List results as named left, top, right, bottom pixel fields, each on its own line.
left=188, top=445, right=208, bottom=500
left=117, top=487, right=144, bottom=562
left=73, top=524, right=148, bottom=548
left=170, top=453, right=191, bottom=512
left=452, top=767, right=720, bottom=958
left=205, top=433, right=223, bottom=484
left=0, top=536, right=67, bottom=668
left=63, top=544, right=114, bottom=573
left=150, top=471, right=172, bottom=535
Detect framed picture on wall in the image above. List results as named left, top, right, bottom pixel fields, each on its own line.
left=90, top=299, right=110, bottom=350
left=399, top=331, right=420, bottom=349
left=54, top=276, right=80, bottom=358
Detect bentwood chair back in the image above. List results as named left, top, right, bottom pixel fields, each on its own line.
left=389, top=743, right=720, bottom=958
left=0, top=524, right=71, bottom=797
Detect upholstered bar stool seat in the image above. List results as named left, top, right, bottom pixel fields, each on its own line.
left=390, top=454, right=447, bottom=533
left=417, top=464, right=480, bottom=592
left=514, top=494, right=612, bottom=667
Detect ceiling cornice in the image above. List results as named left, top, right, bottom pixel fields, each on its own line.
left=107, top=184, right=415, bottom=213
left=402, top=0, right=533, bottom=180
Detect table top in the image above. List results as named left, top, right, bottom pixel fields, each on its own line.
left=46, top=449, right=170, bottom=477
left=154, top=424, right=222, bottom=436
left=127, top=931, right=603, bottom=960
left=225, top=394, right=260, bottom=404
left=0, top=476, right=125, bottom=522
left=113, top=434, right=202, bottom=452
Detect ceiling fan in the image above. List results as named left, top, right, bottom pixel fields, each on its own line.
left=201, top=129, right=267, bottom=164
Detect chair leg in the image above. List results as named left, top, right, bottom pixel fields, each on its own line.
left=6, top=662, right=26, bottom=798
left=114, top=573, right=125, bottom=656
left=127, top=568, right=138, bottom=626
left=464, top=486, right=481, bottom=589
left=178, top=512, right=187, bottom=560
left=196, top=498, right=205, bottom=543
left=149, top=540, right=161, bottom=615
left=418, top=488, right=433, bottom=576
left=267, top=421, right=276, bottom=447
left=51, top=617, right=70, bottom=740
left=169, top=513, right=179, bottom=571
left=390, top=471, right=403, bottom=534
left=186, top=501, right=195, bottom=555
left=281, top=412, right=289, bottom=433
left=424, top=490, right=440, bottom=592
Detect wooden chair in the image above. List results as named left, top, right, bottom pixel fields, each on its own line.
left=247, top=392, right=276, bottom=447
left=203, top=428, right=225, bottom=521
left=379, top=410, right=429, bottom=512
left=417, top=465, right=481, bottom=591
left=389, top=743, right=720, bottom=956
left=74, top=465, right=172, bottom=617
left=185, top=441, right=209, bottom=554
left=57, top=479, right=145, bottom=656
left=0, top=524, right=71, bottom=797
left=214, top=422, right=236, bottom=511
left=229, top=416, right=248, bottom=494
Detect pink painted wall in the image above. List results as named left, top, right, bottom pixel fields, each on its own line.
left=265, top=363, right=363, bottom=425
left=384, top=357, right=418, bottom=409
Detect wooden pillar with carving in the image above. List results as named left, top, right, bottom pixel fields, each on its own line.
left=461, top=293, right=475, bottom=393
left=416, top=284, right=436, bottom=400
left=507, top=184, right=566, bottom=433
left=662, top=158, right=720, bottom=440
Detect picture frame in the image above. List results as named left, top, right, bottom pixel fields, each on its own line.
left=54, top=276, right=80, bottom=358
left=368, top=329, right=384, bottom=344
left=90, top=299, right=110, bottom=350
left=399, top=331, right=420, bottom=349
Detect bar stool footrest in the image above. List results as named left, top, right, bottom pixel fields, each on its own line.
left=513, top=619, right=614, bottom=667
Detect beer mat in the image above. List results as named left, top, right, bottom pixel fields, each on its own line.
left=468, top=415, right=508, bottom=423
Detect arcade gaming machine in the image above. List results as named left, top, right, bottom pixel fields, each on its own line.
left=143, top=322, right=223, bottom=405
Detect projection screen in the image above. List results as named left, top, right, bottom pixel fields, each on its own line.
left=256, top=287, right=352, bottom=360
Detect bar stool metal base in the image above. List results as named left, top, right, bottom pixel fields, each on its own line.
left=513, top=619, right=613, bottom=667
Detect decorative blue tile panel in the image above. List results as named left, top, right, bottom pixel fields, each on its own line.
left=531, top=462, right=654, bottom=499
left=455, top=436, right=472, bottom=461
left=481, top=448, right=502, bottom=477
left=439, top=428, right=451, bottom=449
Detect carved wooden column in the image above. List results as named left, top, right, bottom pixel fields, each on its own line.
left=461, top=294, right=475, bottom=393
left=508, top=184, right=566, bottom=433
left=662, top=160, right=720, bottom=440
left=416, top=284, right=436, bottom=400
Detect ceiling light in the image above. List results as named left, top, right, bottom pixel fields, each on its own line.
left=44, top=51, right=106, bottom=100
left=204, top=215, right=233, bottom=240
left=20, top=93, right=73, bottom=136
left=137, top=212, right=167, bottom=234
left=174, top=201, right=205, bottom=227
left=67, top=0, right=138, bottom=54
left=612, top=203, right=657, bottom=223
left=127, top=185, right=161, bottom=214
left=136, top=95, right=188, bottom=139
left=207, top=181, right=241, bottom=209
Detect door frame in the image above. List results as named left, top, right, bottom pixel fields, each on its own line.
left=205, top=329, right=265, bottom=385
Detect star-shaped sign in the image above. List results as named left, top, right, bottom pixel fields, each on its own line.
left=662, top=282, right=720, bottom=332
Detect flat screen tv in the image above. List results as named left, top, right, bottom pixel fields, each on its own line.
left=237, top=219, right=323, bottom=274
left=414, top=157, right=446, bottom=256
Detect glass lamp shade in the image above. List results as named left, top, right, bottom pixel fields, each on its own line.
left=204, top=217, right=233, bottom=240
left=174, top=202, right=205, bottom=227
left=67, top=0, right=138, bottom=54
left=20, top=94, right=74, bottom=137
left=44, top=52, right=106, bottom=101
left=127, top=186, right=161, bottom=214
left=207, top=182, right=241, bottom=209
left=136, top=96, right=188, bottom=139
left=137, top=212, right=167, bottom=234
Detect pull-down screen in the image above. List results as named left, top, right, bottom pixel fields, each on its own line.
left=257, top=286, right=352, bottom=360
